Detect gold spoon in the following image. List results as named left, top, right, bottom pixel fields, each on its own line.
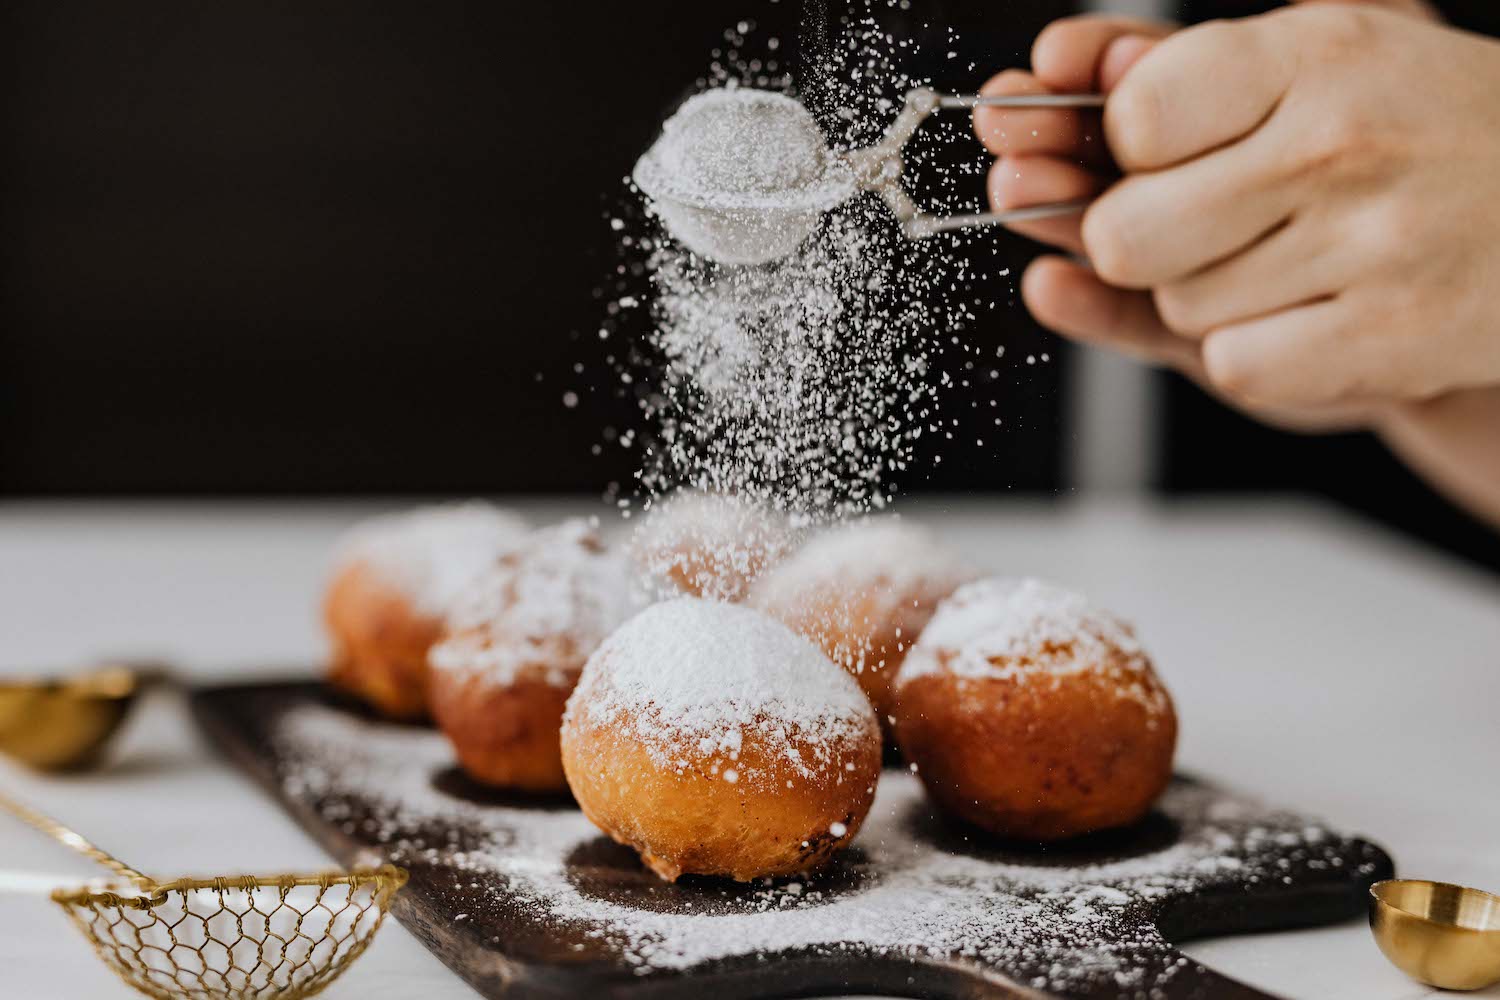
left=0, top=665, right=148, bottom=770
left=1370, top=878, right=1500, bottom=990
left=0, top=790, right=408, bottom=999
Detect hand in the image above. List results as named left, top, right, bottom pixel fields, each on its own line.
left=977, top=1, right=1500, bottom=430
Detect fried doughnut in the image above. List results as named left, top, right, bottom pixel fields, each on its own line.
left=561, top=598, right=881, bottom=882
left=323, top=502, right=528, bottom=719
left=629, top=490, right=796, bottom=601
left=892, top=578, right=1177, bottom=840
left=749, top=518, right=976, bottom=726
left=428, top=519, right=647, bottom=792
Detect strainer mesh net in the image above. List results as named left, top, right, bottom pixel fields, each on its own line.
left=51, top=867, right=405, bottom=1000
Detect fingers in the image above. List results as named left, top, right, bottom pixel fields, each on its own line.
left=987, top=156, right=1105, bottom=253
left=1105, top=16, right=1296, bottom=171
left=1032, top=16, right=1176, bottom=92
left=1082, top=122, right=1300, bottom=287
left=1203, top=290, right=1462, bottom=408
left=1201, top=299, right=1368, bottom=407
left=973, top=70, right=1104, bottom=162
left=1021, top=255, right=1202, bottom=373
left=1025, top=256, right=1383, bottom=431
left=1152, top=214, right=1345, bottom=337
left=975, top=16, right=1174, bottom=164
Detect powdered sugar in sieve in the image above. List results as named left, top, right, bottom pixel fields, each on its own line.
left=632, top=89, right=855, bottom=266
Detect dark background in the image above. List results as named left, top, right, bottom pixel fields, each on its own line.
left=3, top=0, right=1497, bottom=574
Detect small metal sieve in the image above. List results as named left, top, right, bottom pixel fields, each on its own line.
left=0, top=790, right=406, bottom=1000
left=634, top=87, right=1104, bottom=265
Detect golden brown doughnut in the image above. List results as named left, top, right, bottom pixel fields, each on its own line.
left=891, top=578, right=1177, bottom=840
left=561, top=598, right=881, bottom=882
left=748, top=518, right=976, bottom=726
left=323, top=502, right=528, bottom=719
left=428, top=520, right=646, bottom=792
left=629, top=490, right=796, bottom=601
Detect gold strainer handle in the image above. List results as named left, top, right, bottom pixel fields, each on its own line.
left=0, top=788, right=153, bottom=886
left=0, top=787, right=408, bottom=1000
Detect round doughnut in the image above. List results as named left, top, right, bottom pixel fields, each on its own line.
left=748, top=518, right=976, bottom=726
left=892, top=578, right=1177, bottom=840
left=323, top=502, right=528, bottom=719
left=428, top=519, right=647, bottom=792
left=561, top=598, right=881, bottom=882
left=629, top=490, right=796, bottom=602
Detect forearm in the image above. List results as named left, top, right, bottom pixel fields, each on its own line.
left=1377, top=387, right=1500, bottom=530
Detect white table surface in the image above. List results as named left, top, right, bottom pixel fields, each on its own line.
left=1, top=495, right=1497, bottom=1000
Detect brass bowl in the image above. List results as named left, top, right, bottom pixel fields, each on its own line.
left=1370, top=879, right=1500, bottom=991
left=0, top=667, right=142, bottom=770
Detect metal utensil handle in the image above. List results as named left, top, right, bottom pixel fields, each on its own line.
left=867, top=89, right=1100, bottom=242
left=907, top=198, right=1092, bottom=240
left=939, top=93, right=1106, bottom=109
left=0, top=790, right=152, bottom=885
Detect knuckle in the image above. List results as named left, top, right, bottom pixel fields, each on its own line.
left=1256, top=8, right=1394, bottom=184
left=975, top=71, right=1037, bottom=150
left=1081, top=203, right=1137, bottom=286
left=1152, top=284, right=1207, bottom=337
left=1104, top=80, right=1164, bottom=170
left=1033, top=15, right=1099, bottom=71
left=1106, top=19, right=1240, bottom=170
left=1268, top=12, right=1400, bottom=186
left=1406, top=369, right=1452, bottom=402
left=1282, top=107, right=1384, bottom=185
left=980, top=68, right=1034, bottom=96
left=1310, top=320, right=1375, bottom=405
left=985, top=158, right=1010, bottom=204
left=1362, top=199, right=1422, bottom=253
left=1289, top=3, right=1380, bottom=59
left=1307, top=367, right=1364, bottom=407
left=1202, top=333, right=1267, bottom=401
left=1190, top=17, right=1243, bottom=52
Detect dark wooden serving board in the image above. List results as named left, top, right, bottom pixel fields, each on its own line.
left=192, top=681, right=1392, bottom=1000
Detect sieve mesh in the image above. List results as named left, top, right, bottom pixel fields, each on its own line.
left=50, top=867, right=406, bottom=1000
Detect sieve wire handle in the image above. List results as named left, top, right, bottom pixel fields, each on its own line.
left=0, top=789, right=153, bottom=885
left=939, top=93, right=1106, bottom=109
left=878, top=88, right=1102, bottom=241
left=906, top=198, right=1093, bottom=239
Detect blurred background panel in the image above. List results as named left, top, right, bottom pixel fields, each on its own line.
left=0, top=0, right=1067, bottom=497
left=2, top=0, right=1496, bottom=573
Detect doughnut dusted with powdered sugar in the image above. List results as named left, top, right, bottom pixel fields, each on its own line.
left=561, top=598, right=880, bottom=882
left=893, top=578, right=1177, bottom=840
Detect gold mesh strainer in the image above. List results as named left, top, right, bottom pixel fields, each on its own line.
left=0, top=790, right=407, bottom=1000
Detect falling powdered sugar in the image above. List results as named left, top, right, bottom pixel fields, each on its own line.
left=633, top=206, right=939, bottom=519
left=602, top=13, right=990, bottom=525
left=628, top=489, right=799, bottom=602
left=750, top=516, right=975, bottom=621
